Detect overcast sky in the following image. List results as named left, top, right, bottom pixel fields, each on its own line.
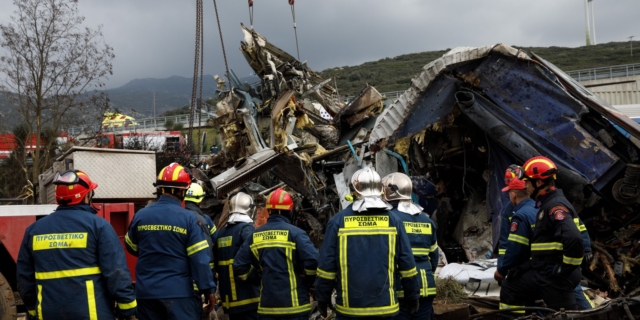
left=1, top=0, right=638, bottom=89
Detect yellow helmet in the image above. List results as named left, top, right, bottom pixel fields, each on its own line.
left=185, top=183, right=205, bottom=203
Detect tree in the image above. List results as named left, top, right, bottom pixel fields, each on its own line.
left=0, top=0, right=114, bottom=202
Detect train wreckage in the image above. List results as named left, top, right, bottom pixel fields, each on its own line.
left=193, top=25, right=640, bottom=317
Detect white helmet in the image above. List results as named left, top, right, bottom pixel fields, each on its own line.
left=382, top=173, right=423, bottom=215
left=350, top=167, right=391, bottom=212
left=229, top=192, right=256, bottom=219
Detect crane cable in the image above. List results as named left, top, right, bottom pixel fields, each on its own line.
left=289, top=0, right=301, bottom=61
left=213, top=0, right=231, bottom=86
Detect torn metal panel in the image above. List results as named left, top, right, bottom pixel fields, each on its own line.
left=369, top=46, right=493, bottom=144
left=272, top=153, right=319, bottom=201
left=210, top=149, right=282, bottom=196
left=335, top=85, right=384, bottom=127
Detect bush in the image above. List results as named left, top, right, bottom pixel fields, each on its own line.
left=165, top=118, right=175, bottom=130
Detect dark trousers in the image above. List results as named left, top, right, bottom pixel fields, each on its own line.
left=574, top=285, right=594, bottom=310
left=228, top=309, right=259, bottom=320
left=138, top=296, right=202, bottom=320
left=395, top=297, right=434, bottom=320
left=500, top=266, right=581, bottom=315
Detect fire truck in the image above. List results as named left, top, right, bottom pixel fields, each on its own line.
left=0, top=147, right=157, bottom=319
left=0, top=133, right=71, bottom=161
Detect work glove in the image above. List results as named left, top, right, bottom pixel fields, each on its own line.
left=584, top=252, right=593, bottom=265
left=207, top=294, right=216, bottom=314
left=407, top=298, right=420, bottom=315
left=317, top=301, right=329, bottom=318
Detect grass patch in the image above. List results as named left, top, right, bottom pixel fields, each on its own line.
left=434, top=277, right=467, bottom=304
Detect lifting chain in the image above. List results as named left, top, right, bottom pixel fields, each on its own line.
left=188, top=0, right=204, bottom=162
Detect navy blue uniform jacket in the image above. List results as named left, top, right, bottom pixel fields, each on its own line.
left=233, top=214, right=318, bottom=317
left=17, top=204, right=136, bottom=319
left=315, top=205, right=419, bottom=318
left=125, top=196, right=215, bottom=299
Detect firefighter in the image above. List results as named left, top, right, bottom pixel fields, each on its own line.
left=381, top=173, right=438, bottom=320
left=494, top=165, right=522, bottom=282
left=233, top=188, right=318, bottom=320
left=17, top=170, right=137, bottom=319
left=495, top=177, right=537, bottom=311
left=316, top=167, right=420, bottom=319
left=184, top=182, right=217, bottom=296
left=214, top=192, right=260, bottom=320
left=125, top=163, right=215, bottom=320
left=499, top=156, right=584, bottom=314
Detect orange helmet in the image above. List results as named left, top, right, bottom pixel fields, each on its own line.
left=54, top=170, right=98, bottom=205
left=155, top=162, right=191, bottom=189
left=522, top=156, right=558, bottom=181
left=265, top=188, right=294, bottom=211
left=504, top=164, right=523, bottom=185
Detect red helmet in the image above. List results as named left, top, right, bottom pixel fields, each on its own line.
left=54, top=170, right=98, bottom=205
left=522, top=156, right=558, bottom=180
left=501, top=178, right=526, bottom=192
left=155, top=162, right=191, bottom=189
left=265, top=188, right=294, bottom=211
left=504, top=164, right=523, bottom=185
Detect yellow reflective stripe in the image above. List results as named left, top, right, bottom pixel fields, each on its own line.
left=226, top=259, right=238, bottom=300
left=125, top=233, right=137, bottom=251
left=336, top=303, right=399, bottom=316
left=222, top=296, right=260, bottom=308
left=238, top=271, right=250, bottom=281
left=338, top=227, right=397, bottom=236
left=498, top=248, right=506, bottom=255
left=397, top=290, right=405, bottom=298
left=37, top=285, right=43, bottom=320
left=430, top=243, right=438, bottom=252
left=305, top=269, right=316, bottom=276
left=339, top=233, right=349, bottom=307
left=186, top=240, right=209, bottom=256
left=250, top=241, right=296, bottom=251
left=388, top=233, right=395, bottom=307
left=193, top=283, right=199, bottom=291
left=584, top=292, right=595, bottom=308
left=210, top=224, right=217, bottom=235
left=578, top=225, right=587, bottom=232
left=86, top=280, right=98, bottom=320
left=258, top=303, right=311, bottom=315
left=426, top=288, right=437, bottom=295
left=412, top=247, right=431, bottom=255
left=209, top=262, right=214, bottom=269
left=563, top=255, right=583, bottom=265
left=317, top=268, right=336, bottom=280
left=531, top=242, right=563, bottom=251
left=28, top=310, right=36, bottom=317
left=499, top=302, right=526, bottom=314
left=286, top=248, right=299, bottom=307
left=118, top=300, right=137, bottom=310
left=420, top=269, right=427, bottom=297
left=265, top=204, right=293, bottom=210
left=218, top=259, right=234, bottom=266
left=35, top=266, right=101, bottom=280
left=508, top=234, right=529, bottom=246
left=399, top=267, right=418, bottom=278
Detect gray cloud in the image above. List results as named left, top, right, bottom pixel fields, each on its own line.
left=1, top=0, right=638, bottom=89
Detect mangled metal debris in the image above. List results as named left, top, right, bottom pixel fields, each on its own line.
left=196, top=25, right=640, bottom=307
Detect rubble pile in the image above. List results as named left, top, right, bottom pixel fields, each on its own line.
left=195, top=27, right=640, bottom=298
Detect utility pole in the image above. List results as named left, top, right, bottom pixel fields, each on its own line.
left=584, top=0, right=592, bottom=45
left=630, top=36, right=635, bottom=56
left=153, top=91, right=157, bottom=129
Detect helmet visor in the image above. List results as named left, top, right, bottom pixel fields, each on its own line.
left=53, top=170, right=90, bottom=189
